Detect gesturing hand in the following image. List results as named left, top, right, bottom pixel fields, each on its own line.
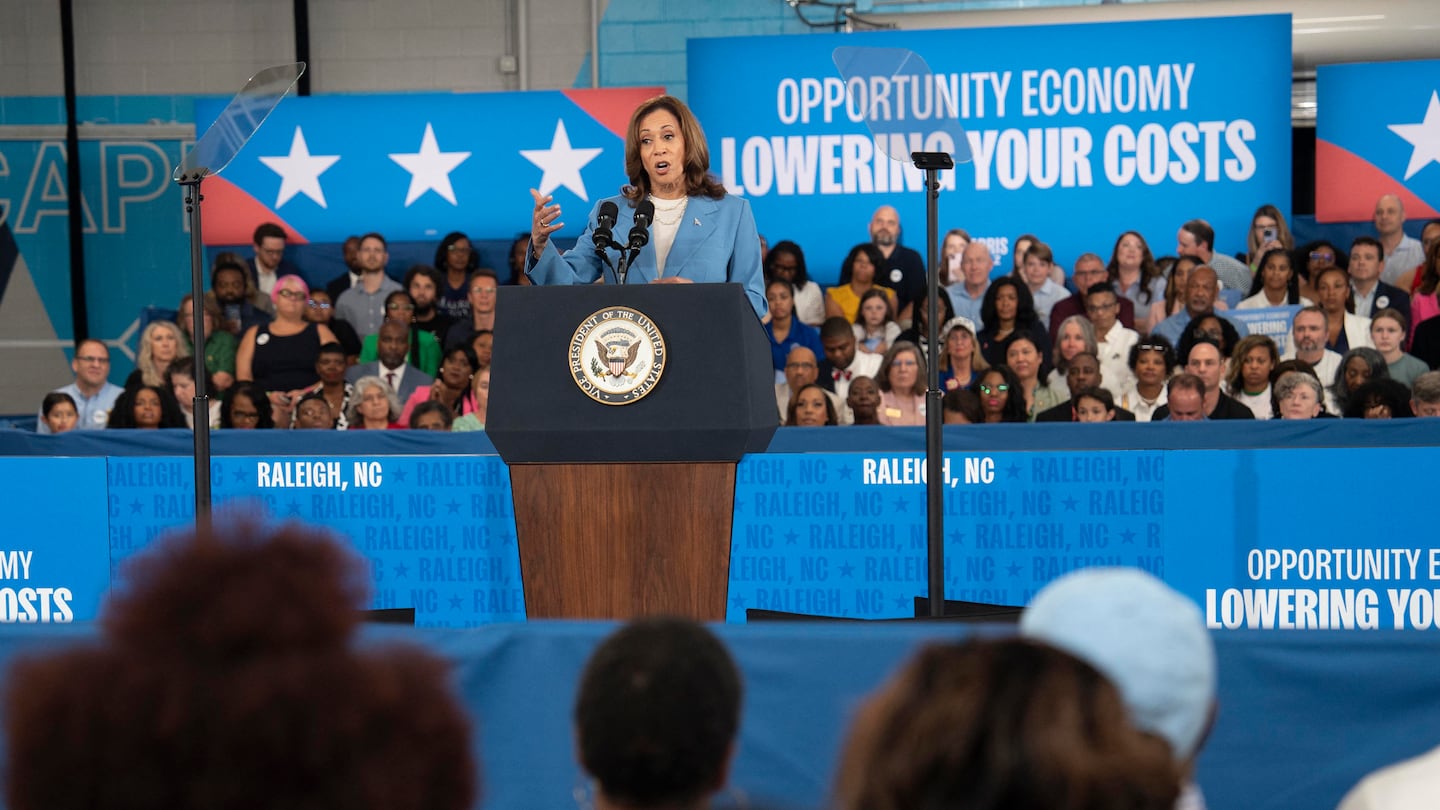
left=529, top=188, right=563, bottom=259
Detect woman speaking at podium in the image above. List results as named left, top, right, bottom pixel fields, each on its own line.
left=527, top=95, right=767, bottom=319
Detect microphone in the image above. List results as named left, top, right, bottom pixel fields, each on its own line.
left=593, top=200, right=619, bottom=251
left=626, top=200, right=654, bottom=250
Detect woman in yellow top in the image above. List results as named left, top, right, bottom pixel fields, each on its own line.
left=825, top=243, right=897, bottom=323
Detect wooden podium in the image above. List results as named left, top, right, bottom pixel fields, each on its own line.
left=487, top=284, right=777, bottom=620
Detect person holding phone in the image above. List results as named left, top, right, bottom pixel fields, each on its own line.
left=1246, top=204, right=1294, bottom=270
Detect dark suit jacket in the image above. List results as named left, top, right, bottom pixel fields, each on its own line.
left=1413, top=317, right=1440, bottom=369
left=1359, top=280, right=1411, bottom=326
left=1035, top=401, right=1137, bottom=422
left=247, top=257, right=303, bottom=289
left=1048, top=293, right=1136, bottom=345
left=345, top=362, right=433, bottom=404
left=1152, top=392, right=1255, bottom=421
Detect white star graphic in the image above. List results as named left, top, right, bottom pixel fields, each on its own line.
left=1388, top=90, right=1440, bottom=181
left=258, top=127, right=340, bottom=209
left=520, top=120, right=603, bottom=201
left=388, top=123, right=472, bottom=207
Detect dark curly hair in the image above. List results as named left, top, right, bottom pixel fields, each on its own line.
left=575, top=618, right=742, bottom=808
left=4, top=521, right=477, bottom=810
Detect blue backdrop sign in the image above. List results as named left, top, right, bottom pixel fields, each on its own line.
left=689, top=15, right=1292, bottom=281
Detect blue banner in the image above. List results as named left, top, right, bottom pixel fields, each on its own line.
left=4, top=458, right=111, bottom=623
left=106, top=455, right=526, bottom=627
left=689, top=15, right=1292, bottom=281
left=1228, top=305, right=1299, bottom=354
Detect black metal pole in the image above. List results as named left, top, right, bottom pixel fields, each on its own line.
left=59, top=0, right=89, bottom=342
left=923, top=165, right=944, bottom=617
left=181, top=180, right=212, bottom=532
left=293, top=0, right=311, bottom=96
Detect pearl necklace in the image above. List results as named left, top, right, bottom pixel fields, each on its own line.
left=649, top=194, right=687, bottom=226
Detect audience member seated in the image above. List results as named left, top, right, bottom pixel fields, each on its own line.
left=1245, top=203, right=1294, bottom=271
left=348, top=375, right=403, bottom=430
left=973, top=366, right=1027, bottom=424
left=302, top=288, right=361, bottom=362
left=452, top=367, right=491, bottom=431
left=469, top=328, right=494, bottom=370
left=1049, top=253, right=1136, bottom=343
left=1332, top=347, right=1390, bottom=418
left=433, top=231, right=478, bottom=322
left=1153, top=337, right=1253, bottom=420
left=125, top=320, right=190, bottom=391
left=176, top=293, right=236, bottom=392
left=851, top=288, right=900, bottom=356
left=1116, top=336, right=1174, bottom=421
left=1153, top=255, right=1200, bottom=330
left=1225, top=335, right=1280, bottom=419
left=846, top=375, right=880, bottom=425
left=1346, top=379, right=1415, bottom=419
left=1275, top=370, right=1326, bottom=420
left=1175, top=312, right=1242, bottom=364
left=1109, top=231, right=1167, bottom=333
left=776, top=346, right=840, bottom=422
left=1021, top=240, right=1069, bottom=327
left=1047, top=315, right=1098, bottom=400
left=1177, top=217, right=1250, bottom=293
left=1086, top=283, right=1140, bottom=396
left=1412, top=370, right=1440, bottom=417
left=2, top=521, right=476, bottom=810
left=951, top=240, right=994, bottom=330
left=941, top=387, right=984, bottom=424
left=1072, top=386, right=1120, bottom=422
left=876, top=342, right=926, bottom=426
left=574, top=618, right=742, bottom=810
left=246, top=221, right=300, bottom=296
left=444, top=270, right=499, bottom=352
left=165, top=356, right=221, bottom=430
left=292, top=391, right=336, bottom=430
left=359, top=292, right=441, bottom=377
left=1282, top=307, right=1344, bottom=411
left=505, top=232, right=532, bottom=287
left=35, top=338, right=123, bottom=433
left=205, top=258, right=273, bottom=337
left=1370, top=308, right=1428, bottom=387
left=1313, top=265, right=1373, bottom=354
left=335, top=232, right=403, bottom=338
left=349, top=319, right=435, bottom=403
left=1237, top=247, right=1311, bottom=310
left=1407, top=240, right=1440, bottom=343
left=400, top=345, right=479, bottom=426
left=978, top=276, right=1049, bottom=369
left=299, top=342, right=352, bottom=429
left=324, top=234, right=361, bottom=303
left=1158, top=374, right=1206, bottom=422
left=895, top=286, right=956, bottom=367
left=404, top=264, right=454, bottom=347
left=938, top=227, right=970, bottom=302
left=107, top=384, right=185, bottom=429
left=936, top=316, right=986, bottom=392
left=220, top=382, right=274, bottom=430
left=825, top=244, right=896, bottom=323
left=1152, top=265, right=1246, bottom=348
left=834, top=636, right=1179, bottom=810
left=1036, top=352, right=1136, bottom=422
left=1021, top=567, right=1215, bottom=810
left=237, top=275, right=337, bottom=427
left=819, top=317, right=881, bottom=407
left=40, top=392, right=78, bottom=435
left=786, top=382, right=837, bottom=426
left=1348, top=236, right=1411, bottom=327
left=409, top=400, right=455, bottom=431
left=1006, top=334, right=1059, bottom=421
left=765, top=240, right=824, bottom=327
left=765, top=278, right=825, bottom=383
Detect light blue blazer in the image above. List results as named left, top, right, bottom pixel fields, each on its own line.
left=528, top=193, right=767, bottom=319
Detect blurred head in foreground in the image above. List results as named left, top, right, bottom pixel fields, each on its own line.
left=5, top=521, right=476, bottom=810
left=575, top=617, right=742, bottom=810
left=834, top=637, right=1179, bottom=810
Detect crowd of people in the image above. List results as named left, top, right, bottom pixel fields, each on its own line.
left=768, top=196, right=1440, bottom=425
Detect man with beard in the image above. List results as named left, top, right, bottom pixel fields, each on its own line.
left=1151, top=265, right=1247, bottom=347
left=207, top=261, right=272, bottom=336
left=404, top=264, right=453, bottom=346
left=335, top=233, right=402, bottom=338
left=868, top=206, right=927, bottom=324
left=1280, top=306, right=1342, bottom=412
left=1152, top=337, right=1254, bottom=420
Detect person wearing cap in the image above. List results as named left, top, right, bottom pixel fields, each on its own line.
left=936, top=315, right=987, bottom=392
left=1021, top=567, right=1217, bottom=810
